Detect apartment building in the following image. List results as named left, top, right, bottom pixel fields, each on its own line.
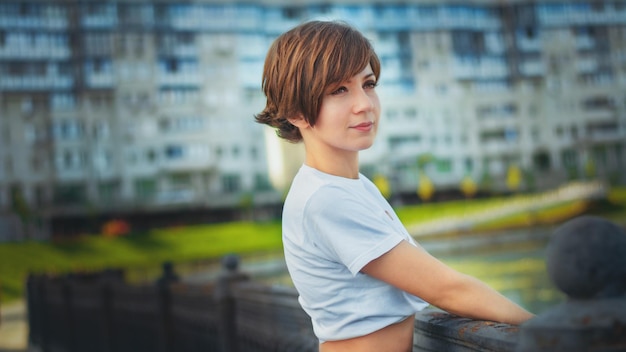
left=1, top=1, right=625, bottom=236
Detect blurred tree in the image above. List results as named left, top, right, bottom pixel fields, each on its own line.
left=416, top=153, right=434, bottom=172
left=524, top=168, right=536, bottom=192
left=584, top=158, right=596, bottom=180
left=480, top=170, right=494, bottom=193
left=567, top=167, right=579, bottom=181
left=373, top=174, right=391, bottom=199
left=460, top=175, right=478, bottom=198
left=10, top=187, right=32, bottom=240
left=238, top=192, right=255, bottom=220
left=417, top=172, right=434, bottom=201
left=506, top=164, right=522, bottom=192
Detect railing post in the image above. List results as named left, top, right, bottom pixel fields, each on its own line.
left=62, top=275, right=76, bottom=352
left=215, top=254, right=249, bottom=352
left=156, top=262, right=179, bottom=352
left=517, top=216, right=626, bottom=351
left=26, top=274, right=41, bottom=349
left=39, top=275, right=50, bottom=352
left=100, top=269, right=122, bottom=352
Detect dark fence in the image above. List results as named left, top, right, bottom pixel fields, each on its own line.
left=27, top=215, right=626, bottom=352
left=27, top=259, right=317, bottom=352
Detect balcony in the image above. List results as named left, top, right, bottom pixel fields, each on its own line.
left=453, top=57, right=508, bottom=79
left=157, top=74, right=201, bottom=87
left=576, top=56, right=599, bottom=73
left=0, top=75, right=73, bottom=90
left=575, top=36, right=595, bottom=50
left=85, top=74, right=115, bottom=89
left=586, top=121, right=621, bottom=141
left=517, top=37, right=541, bottom=52
left=0, top=34, right=70, bottom=59
left=0, top=15, right=67, bottom=30
left=82, top=16, right=117, bottom=28
left=0, top=46, right=70, bottom=60
left=519, top=60, right=545, bottom=76
left=481, top=140, right=521, bottom=155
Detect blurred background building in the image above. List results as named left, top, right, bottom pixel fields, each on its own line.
left=1, top=0, right=625, bottom=238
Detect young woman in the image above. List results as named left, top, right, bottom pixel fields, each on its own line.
left=255, top=20, right=533, bottom=352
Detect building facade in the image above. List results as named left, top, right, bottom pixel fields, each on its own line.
left=1, top=0, right=625, bottom=236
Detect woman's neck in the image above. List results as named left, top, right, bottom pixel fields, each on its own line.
left=304, top=146, right=360, bottom=179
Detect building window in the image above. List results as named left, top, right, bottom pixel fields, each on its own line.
left=51, top=93, right=75, bottom=110
left=561, top=149, right=578, bottom=169
left=93, top=121, right=110, bottom=141
left=165, top=145, right=183, bottom=160
left=53, top=183, right=87, bottom=205
left=405, top=108, right=417, bottom=119
left=254, top=174, right=272, bottom=191
left=168, top=173, right=191, bottom=188
left=436, top=158, right=452, bottom=173
left=52, top=120, right=84, bottom=141
left=533, top=151, right=551, bottom=171
left=98, top=181, right=120, bottom=202
left=464, top=157, right=474, bottom=172
left=4, top=157, right=13, bottom=177
left=221, top=174, right=241, bottom=194
left=30, top=155, right=42, bottom=173
left=532, top=127, right=540, bottom=142
left=232, top=146, right=240, bottom=158
left=134, top=178, right=157, bottom=200
left=283, top=7, right=301, bottom=19
left=55, top=149, right=86, bottom=171
left=146, top=149, right=157, bottom=163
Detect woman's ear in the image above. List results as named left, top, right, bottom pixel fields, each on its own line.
left=287, top=114, right=310, bottom=129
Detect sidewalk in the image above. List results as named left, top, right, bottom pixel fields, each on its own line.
left=0, top=300, right=27, bottom=352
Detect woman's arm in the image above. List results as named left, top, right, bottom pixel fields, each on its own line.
left=361, top=240, right=534, bottom=325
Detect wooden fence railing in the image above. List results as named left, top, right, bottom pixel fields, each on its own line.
left=27, top=258, right=318, bottom=352
left=27, top=215, right=626, bottom=352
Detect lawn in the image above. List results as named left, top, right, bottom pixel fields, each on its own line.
left=1, top=186, right=624, bottom=304
left=0, top=222, right=282, bottom=303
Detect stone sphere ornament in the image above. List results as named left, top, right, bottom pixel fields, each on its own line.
left=517, top=215, right=626, bottom=352
left=546, top=215, right=626, bottom=299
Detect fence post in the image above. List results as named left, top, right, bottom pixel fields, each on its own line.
left=156, top=262, right=180, bottom=352
left=215, top=254, right=249, bottom=352
left=39, top=275, right=50, bottom=352
left=26, top=274, right=40, bottom=349
left=100, top=269, right=122, bottom=352
left=62, top=275, right=76, bottom=352
left=516, top=216, right=626, bottom=351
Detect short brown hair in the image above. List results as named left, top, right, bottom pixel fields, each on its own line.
left=255, top=20, right=381, bottom=142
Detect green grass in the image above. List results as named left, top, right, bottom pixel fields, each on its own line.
left=0, top=221, right=282, bottom=303
left=1, top=186, right=625, bottom=305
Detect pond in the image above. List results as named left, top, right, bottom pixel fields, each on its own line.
left=423, top=226, right=565, bottom=315
left=255, top=225, right=564, bottom=316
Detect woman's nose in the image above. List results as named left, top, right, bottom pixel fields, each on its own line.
left=353, top=89, right=375, bottom=113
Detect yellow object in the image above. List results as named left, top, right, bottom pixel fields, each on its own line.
left=373, top=174, right=391, bottom=199
left=461, top=175, right=478, bottom=198
left=506, top=165, right=522, bottom=191
left=418, top=172, right=435, bottom=201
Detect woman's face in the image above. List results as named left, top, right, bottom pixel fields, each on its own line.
left=307, top=64, right=380, bottom=156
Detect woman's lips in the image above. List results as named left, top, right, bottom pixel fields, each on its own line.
left=352, top=121, right=374, bottom=132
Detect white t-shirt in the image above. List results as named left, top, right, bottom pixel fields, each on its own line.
left=282, top=164, right=429, bottom=342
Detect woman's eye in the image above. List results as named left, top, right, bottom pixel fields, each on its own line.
left=365, top=81, right=378, bottom=89
left=331, top=86, right=348, bottom=95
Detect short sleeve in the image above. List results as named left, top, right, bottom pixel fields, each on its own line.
left=303, top=184, right=404, bottom=275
